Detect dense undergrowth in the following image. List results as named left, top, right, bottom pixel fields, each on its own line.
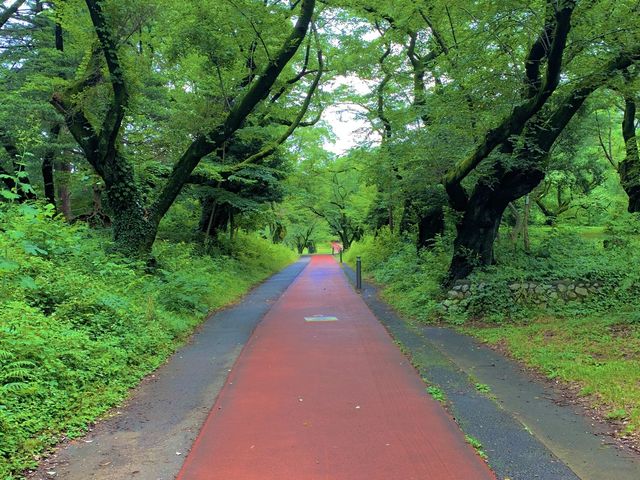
left=0, top=203, right=296, bottom=478
left=345, top=219, right=640, bottom=436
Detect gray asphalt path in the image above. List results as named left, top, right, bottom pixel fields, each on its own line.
left=424, top=326, right=640, bottom=480
left=30, top=258, right=310, bottom=480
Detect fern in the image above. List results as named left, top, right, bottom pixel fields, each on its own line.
left=0, top=361, right=36, bottom=382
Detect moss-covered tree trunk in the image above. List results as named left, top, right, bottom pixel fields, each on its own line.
left=102, top=157, right=157, bottom=255
left=41, top=123, right=61, bottom=207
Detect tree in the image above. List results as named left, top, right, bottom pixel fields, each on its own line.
left=618, top=73, right=640, bottom=212
left=52, top=0, right=317, bottom=256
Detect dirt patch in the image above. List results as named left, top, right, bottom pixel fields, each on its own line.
left=542, top=329, right=556, bottom=343
left=609, top=322, right=639, bottom=338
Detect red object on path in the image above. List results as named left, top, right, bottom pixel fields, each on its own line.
left=177, top=255, right=495, bottom=480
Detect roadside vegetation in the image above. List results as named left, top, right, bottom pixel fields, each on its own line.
left=1, top=0, right=640, bottom=477
left=0, top=204, right=295, bottom=477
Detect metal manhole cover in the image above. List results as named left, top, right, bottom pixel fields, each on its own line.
left=304, top=315, right=338, bottom=322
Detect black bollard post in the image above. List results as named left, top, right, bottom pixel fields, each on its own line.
left=339, top=249, right=343, bottom=264
left=356, top=256, right=362, bottom=291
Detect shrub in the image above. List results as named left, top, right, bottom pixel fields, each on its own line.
left=0, top=203, right=296, bottom=478
left=346, top=228, right=448, bottom=322
left=346, top=219, right=640, bottom=326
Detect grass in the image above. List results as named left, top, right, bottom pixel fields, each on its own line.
left=427, top=385, right=446, bottom=403
left=465, top=314, right=640, bottom=435
left=465, top=434, right=488, bottom=460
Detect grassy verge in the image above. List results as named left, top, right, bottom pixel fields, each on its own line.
left=465, top=315, right=640, bottom=437
left=0, top=204, right=297, bottom=478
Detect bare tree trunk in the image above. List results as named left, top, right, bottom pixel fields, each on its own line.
left=55, top=160, right=73, bottom=220
left=41, top=123, right=61, bottom=207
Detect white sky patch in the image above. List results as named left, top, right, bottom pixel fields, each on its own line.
left=322, top=104, right=372, bottom=155
left=322, top=75, right=380, bottom=155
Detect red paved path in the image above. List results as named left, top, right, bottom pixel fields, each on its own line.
left=177, top=255, right=495, bottom=480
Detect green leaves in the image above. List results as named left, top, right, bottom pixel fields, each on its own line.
left=0, top=258, right=19, bottom=272
left=22, top=242, right=48, bottom=256
left=0, top=202, right=296, bottom=477
left=0, top=189, right=20, bottom=200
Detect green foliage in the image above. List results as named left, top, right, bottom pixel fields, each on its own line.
left=455, top=220, right=640, bottom=323
left=0, top=203, right=295, bottom=478
left=349, top=219, right=640, bottom=326
left=475, top=383, right=491, bottom=394
left=464, top=435, right=488, bottom=460
left=345, top=228, right=448, bottom=322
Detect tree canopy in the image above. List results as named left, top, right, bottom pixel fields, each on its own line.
left=1, top=0, right=639, bottom=277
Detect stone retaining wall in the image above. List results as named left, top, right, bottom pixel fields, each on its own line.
left=443, top=279, right=605, bottom=310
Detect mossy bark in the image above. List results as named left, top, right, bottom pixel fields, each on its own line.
left=103, top=157, right=157, bottom=256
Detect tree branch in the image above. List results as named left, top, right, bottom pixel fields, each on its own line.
left=443, top=0, right=577, bottom=210
left=231, top=25, right=324, bottom=170
left=150, top=0, right=316, bottom=224
left=0, top=0, right=26, bottom=30
left=84, top=0, right=129, bottom=153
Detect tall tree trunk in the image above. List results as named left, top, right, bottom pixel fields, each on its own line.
left=619, top=94, right=640, bottom=212
left=447, top=167, right=545, bottom=284
left=55, top=160, right=73, bottom=219
left=417, top=205, right=444, bottom=250
left=198, top=196, right=228, bottom=237
left=102, top=157, right=156, bottom=255
left=41, top=4, right=65, bottom=209
left=400, top=185, right=446, bottom=249
left=523, top=194, right=531, bottom=252
left=41, top=123, right=61, bottom=206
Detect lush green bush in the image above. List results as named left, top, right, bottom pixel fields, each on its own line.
left=347, top=218, right=640, bottom=325
left=0, top=203, right=296, bottom=478
left=458, top=222, right=640, bottom=322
